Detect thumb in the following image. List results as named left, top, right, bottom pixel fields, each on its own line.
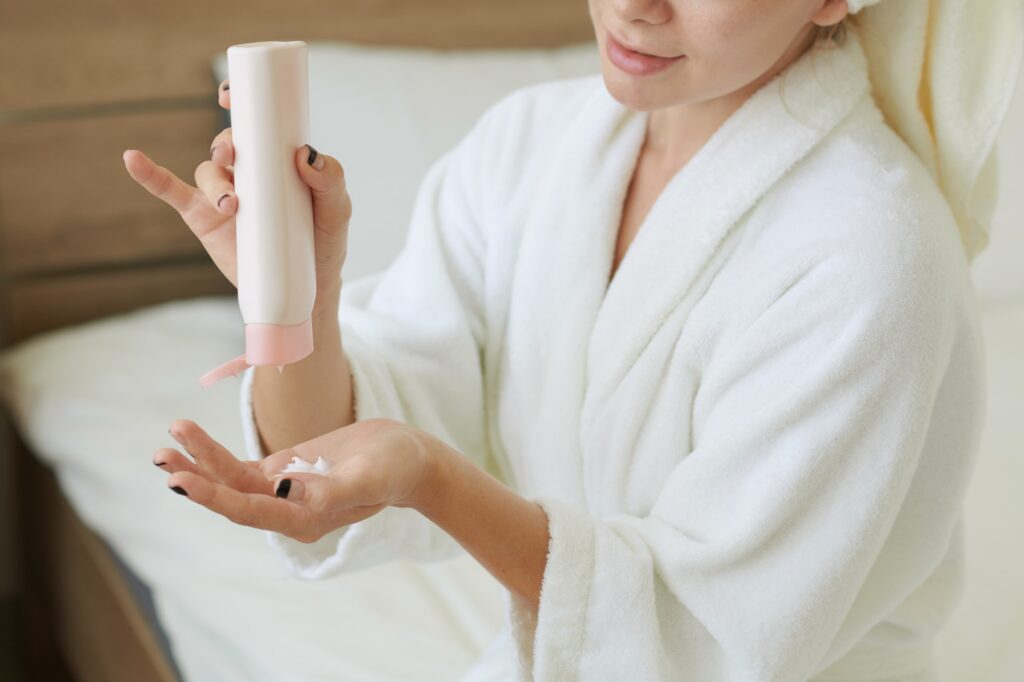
left=272, top=470, right=370, bottom=510
left=295, top=144, right=352, bottom=237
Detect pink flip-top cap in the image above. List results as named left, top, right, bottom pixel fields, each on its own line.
left=199, top=318, right=313, bottom=388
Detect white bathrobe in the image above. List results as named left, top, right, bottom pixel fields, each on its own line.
left=239, top=26, right=985, bottom=682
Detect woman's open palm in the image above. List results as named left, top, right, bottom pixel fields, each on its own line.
left=153, top=418, right=438, bottom=543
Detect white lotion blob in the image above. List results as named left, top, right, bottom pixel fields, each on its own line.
left=280, top=455, right=331, bottom=476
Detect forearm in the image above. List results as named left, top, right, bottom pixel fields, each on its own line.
left=415, top=445, right=550, bottom=613
left=251, top=284, right=355, bottom=455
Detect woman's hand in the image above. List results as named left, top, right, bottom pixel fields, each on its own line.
left=153, top=417, right=443, bottom=543
left=121, top=78, right=352, bottom=296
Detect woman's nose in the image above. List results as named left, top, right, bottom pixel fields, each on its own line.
left=609, top=0, right=672, bottom=26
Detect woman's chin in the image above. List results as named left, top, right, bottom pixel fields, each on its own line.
left=600, top=67, right=679, bottom=112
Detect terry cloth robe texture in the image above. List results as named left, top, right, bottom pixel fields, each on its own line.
left=239, top=24, right=986, bottom=682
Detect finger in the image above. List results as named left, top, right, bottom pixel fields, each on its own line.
left=160, top=450, right=262, bottom=479
left=218, top=79, right=231, bottom=109
left=152, top=447, right=207, bottom=478
left=194, top=159, right=236, bottom=216
left=123, top=149, right=202, bottom=217
left=272, top=469, right=382, bottom=515
left=271, top=476, right=305, bottom=501
left=271, top=472, right=387, bottom=532
left=169, top=419, right=272, bottom=495
left=295, top=144, right=352, bottom=236
left=167, top=471, right=313, bottom=537
left=209, top=127, right=234, bottom=167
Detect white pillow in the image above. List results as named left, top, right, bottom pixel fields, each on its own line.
left=211, top=41, right=600, bottom=280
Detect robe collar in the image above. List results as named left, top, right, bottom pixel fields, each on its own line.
left=590, top=29, right=873, bottom=400
left=502, top=28, right=873, bottom=500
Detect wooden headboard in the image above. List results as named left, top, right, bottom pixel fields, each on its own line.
left=0, top=0, right=593, bottom=346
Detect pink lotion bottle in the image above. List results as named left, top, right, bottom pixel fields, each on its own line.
left=200, top=41, right=316, bottom=388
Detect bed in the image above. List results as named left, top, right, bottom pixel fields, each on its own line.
left=1, top=1, right=1022, bottom=680
left=0, top=2, right=595, bottom=679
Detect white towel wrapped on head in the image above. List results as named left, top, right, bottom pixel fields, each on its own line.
left=847, top=0, right=1023, bottom=261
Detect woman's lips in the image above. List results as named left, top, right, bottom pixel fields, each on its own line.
left=605, top=31, right=685, bottom=76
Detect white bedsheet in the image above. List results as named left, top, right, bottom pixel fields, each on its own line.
left=0, top=293, right=1022, bottom=681
left=0, top=296, right=506, bottom=682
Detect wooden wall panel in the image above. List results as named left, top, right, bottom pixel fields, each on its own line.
left=1, top=108, right=224, bottom=276
left=0, top=0, right=592, bottom=344
left=0, top=0, right=594, bottom=110
left=5, top=261, right=234, bottom=343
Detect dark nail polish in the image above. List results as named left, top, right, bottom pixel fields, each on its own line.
left=217, top=193, right=230, bottom=208
left=220, top=82, right=229, bottom=92
left=306, top=144, right=318, bottom=167
left=171, top=486, right=188, bottom=496
left=275, top=478, right=292, bottom=499
left=154, top=461, right=166, bottom=468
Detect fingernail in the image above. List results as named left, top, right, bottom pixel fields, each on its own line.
left=220, top=82, right=229, bottom=92
left=210, top=143, right=218, bottom=158
left=275, top=478, right=292, bottom=498
left=275, top=478, right=304, bottom=501
left=154, top=460, right=166, bottom=468
left=169, top=428, right=186, bottom=446
left=217, top=193, right=231, bottom=209
left=306, top=144, right=324, bottom=170
left=171, top=485, right=188, bottom=496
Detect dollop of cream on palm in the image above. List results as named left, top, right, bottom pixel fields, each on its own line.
left=279, top=455, right=331, bottom=475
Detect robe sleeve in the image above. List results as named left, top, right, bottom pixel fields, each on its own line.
left=506, top=250, right=973, bottom=681
left=237, top=95, right=512, bottom=580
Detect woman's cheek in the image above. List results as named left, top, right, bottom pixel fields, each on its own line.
left=677, top=0, right=734, bottom=31
left=686, top=0, right=779, bottom=44
left=693, top=5, right=783, bottom=76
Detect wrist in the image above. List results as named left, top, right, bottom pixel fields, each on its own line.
left=406, top=433, right=455, bottom=515
left=314, top=279, right=341, bottom=306
left=318, top=274, right=342, bottom=295
left=313, top=285, right=341, bottom=327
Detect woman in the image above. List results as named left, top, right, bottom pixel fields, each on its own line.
left=122, top=0, right=1021, bottom=679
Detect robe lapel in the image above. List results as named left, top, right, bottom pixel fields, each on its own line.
left=500, top=83, right=647, bottom=503
left=585, top=28, right=873, bottom=410
left=500, top=29, right=872, bottom=505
